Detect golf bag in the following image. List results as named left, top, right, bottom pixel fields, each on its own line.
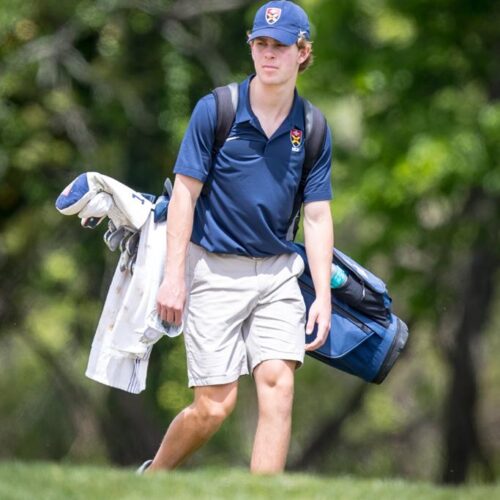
left=292, top=243, right=408, bottom=384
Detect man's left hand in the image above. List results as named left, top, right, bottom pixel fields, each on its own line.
left=304, top=297, right=331, bottom=351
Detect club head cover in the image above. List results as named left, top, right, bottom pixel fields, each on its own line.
left=55, top=174, right=92, bottom=215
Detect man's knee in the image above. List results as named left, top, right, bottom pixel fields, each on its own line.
left=255, top=360, right=295, bottom=415
left=190, top=384, right=238, bottom=433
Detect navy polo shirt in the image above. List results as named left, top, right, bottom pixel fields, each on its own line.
left=173, top=76, right=333, bottom=257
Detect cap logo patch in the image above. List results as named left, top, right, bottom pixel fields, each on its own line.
left=290, top=129, right=303, bottom=152
left=265, top=7, right=282, bottom=25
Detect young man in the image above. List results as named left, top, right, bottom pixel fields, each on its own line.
left=152, top=0, right=333, bottom=474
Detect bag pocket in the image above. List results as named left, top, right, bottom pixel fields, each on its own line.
left=317, top=304, right=375, bottom=358
left=332, top=274, right=390, bottom=327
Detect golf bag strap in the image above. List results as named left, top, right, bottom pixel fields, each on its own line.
left=303, top=99, right=327, bottom=180
left=287, top=98, right=328, bottom=240
left=213, top=82, right=239, bottom=155
left=200, top=82, right=239, bottom=196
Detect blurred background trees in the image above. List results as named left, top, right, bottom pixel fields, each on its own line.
left=0, top=0, right=499, bottom=485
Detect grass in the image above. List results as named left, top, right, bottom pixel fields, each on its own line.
left=0, top=462, right=498, bottom=500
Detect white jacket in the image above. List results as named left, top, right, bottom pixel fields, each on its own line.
left=56, top=172, right=181, bottom=393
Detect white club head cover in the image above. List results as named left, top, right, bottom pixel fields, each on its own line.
left=78, top=192, right=113, bottom=220
left=56, top=172, right=153, bottom=231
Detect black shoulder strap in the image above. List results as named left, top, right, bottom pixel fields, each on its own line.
left=200, top=83, right=238, bottom=196
left=287, top=98, right=328, bottom=240
left=303, top=99, right=327, bottom=180
left=212, top=82, right=239, bottom=157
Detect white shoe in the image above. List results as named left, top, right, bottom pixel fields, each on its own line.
left=136, top=459, right=153, bottom=475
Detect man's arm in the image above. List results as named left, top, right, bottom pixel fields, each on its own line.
left=303, top=200, right=333, bottom=351
left=156, top=174, right=203, bottom=325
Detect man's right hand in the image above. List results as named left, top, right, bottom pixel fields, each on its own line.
left=156, top=276, right=186, bottom=326
left=157, top=174, right=203, bottom=326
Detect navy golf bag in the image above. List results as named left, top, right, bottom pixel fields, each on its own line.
left=292, top=243, right=408, bottom=384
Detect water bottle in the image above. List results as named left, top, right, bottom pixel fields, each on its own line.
left=330, top=264, right=348, bottom=289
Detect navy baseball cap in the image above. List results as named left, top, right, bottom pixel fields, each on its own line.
left=248, top=1, right=310, bottom=46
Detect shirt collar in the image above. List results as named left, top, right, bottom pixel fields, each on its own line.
left=235, top=75, right=305, bottom=132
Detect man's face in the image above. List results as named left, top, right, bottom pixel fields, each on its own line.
left=250, top=36, right=309, bottom=85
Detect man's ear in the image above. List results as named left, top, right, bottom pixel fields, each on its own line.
left=298, top=44, right=311, bottom=64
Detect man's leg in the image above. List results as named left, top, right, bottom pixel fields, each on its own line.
left=251, top=359, right=296, bottom=474
left=148, top=382, right=238, bottom=471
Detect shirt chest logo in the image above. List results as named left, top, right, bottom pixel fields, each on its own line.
left=265, top=7, right=282, bottom=25
left=290, top=128, right=303, bottom=152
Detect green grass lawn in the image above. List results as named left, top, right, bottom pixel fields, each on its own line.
left=0, top=462, right=498, bottom=500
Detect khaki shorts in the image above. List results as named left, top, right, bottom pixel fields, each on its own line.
left=183, top=243, right=306, bottom=387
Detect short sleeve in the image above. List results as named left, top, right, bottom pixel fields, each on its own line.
left=303, top=124, right=333, bottom=203
left=173, top=94, right=217, bottom=183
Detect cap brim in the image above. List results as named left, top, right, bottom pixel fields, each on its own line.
left=248, top=28, right=298, bottom=46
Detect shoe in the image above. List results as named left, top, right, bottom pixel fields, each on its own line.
left=136, top=459, right=153, bottom=475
